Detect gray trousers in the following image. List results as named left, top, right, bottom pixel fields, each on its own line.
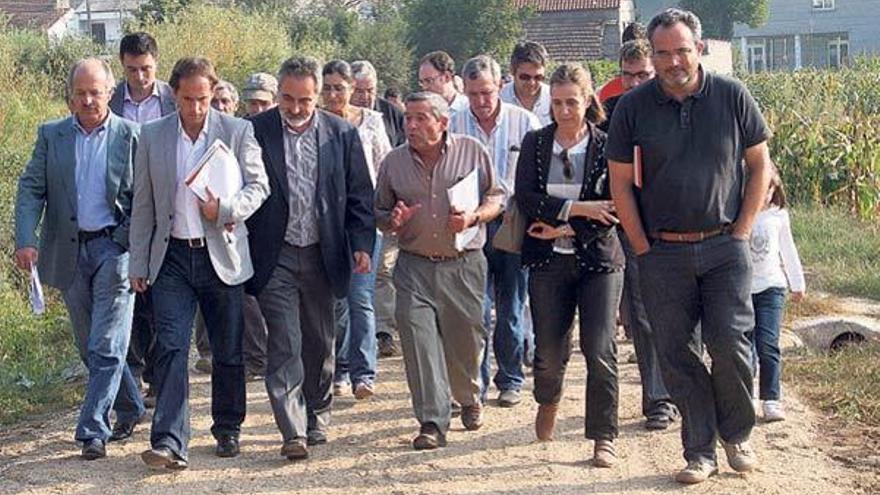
left=638, top=233, right=756, bottom=465
left=257, top=244, right=335, bottom=442
left=394, top=250, right=487, bottom=434
left=375, top=233, right=399, bottom=338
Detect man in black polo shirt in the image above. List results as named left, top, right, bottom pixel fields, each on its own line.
left=607, top=8, right=773, bottom=485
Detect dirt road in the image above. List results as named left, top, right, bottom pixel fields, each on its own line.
left=0, top=341, right=872, bottom=494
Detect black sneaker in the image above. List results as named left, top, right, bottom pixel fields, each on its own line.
left=377, top=333, right=399, bottom=358
left=81, top=439, right=106, bottom=460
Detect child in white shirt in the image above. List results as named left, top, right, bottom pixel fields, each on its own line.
left=748, top=170, right=805, bottom=422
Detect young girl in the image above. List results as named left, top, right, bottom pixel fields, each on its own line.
left=748, top=171, right=805, bottom=422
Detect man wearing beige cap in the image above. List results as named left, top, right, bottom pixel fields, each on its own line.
left=242, top=72, right=278, bottom=117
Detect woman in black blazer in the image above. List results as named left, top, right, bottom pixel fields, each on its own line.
left=514, top=63, right=624, bottom=467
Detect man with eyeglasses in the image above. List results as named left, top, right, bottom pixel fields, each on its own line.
left=500, top=41, right=552, bottom=125
left=417, top=51, right=469, bottom=115
left=608, top=8, right=772, bottom=484
left=15, top=58, right=145, bottom=460
left=449, top=55, right=541, bottom=410
left=600, top=38, right=680, bottom=435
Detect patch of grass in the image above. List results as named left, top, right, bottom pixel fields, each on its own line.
left=0, top=288, right=82, bottom=425
left=790, top=206, right=880, bottom=300
left=787, top=343, right=880, bottom=428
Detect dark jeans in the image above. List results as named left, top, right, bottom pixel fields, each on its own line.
left=127, top=290, right=155, bottom=386
left=638, top=234, right=756, bottom=465
left=149, top=240, right=246, bottom=460
left=480, top=219, right=529, bottom=397
left=619, top=232, right=677, bottom=420
left=529, top=253, right=622, bottom=441
left=748, top=287, right=786, bottom=400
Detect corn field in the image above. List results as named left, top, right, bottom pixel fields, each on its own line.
left=743, top=59, right=880, bottom=219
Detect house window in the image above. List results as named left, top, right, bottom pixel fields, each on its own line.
left=812, top=0, right=835, bottom=10
left=90, top=22, right=106, bottom=44
left=748, top=41, right=766, bottom=73
left=828, top=36, right=849, bottom=68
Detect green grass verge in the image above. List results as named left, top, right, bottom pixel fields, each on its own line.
left=790, top=206, right=880, bottom=300
left=0, top=287, right=81, bottom=425
left=787, top=343, right=880, bottom=428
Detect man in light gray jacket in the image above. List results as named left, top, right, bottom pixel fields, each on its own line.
left=129, top=57, right=269, bottom=470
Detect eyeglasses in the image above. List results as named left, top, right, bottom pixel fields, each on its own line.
left=621, top=70, right=655, bottom=81
left=517, top=73, right=545, bottom=83
left=560, top=149, right=574, bottom=181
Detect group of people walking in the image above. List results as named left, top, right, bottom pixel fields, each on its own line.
left=14, top=7, right=805, bottom=485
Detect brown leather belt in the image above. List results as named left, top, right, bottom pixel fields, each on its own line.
left=651, top=225, right=732, bottom=243
left=405, top=250, right=475, bottom=262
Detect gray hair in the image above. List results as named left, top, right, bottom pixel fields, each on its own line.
left=278, top=55, right=322, bottom=90
left=351, top=60, right=378, bottom=84
left=405, top=91, right=449, bottom=120
left=215, top=80, right=239, bottom=103
left=461, top=55, right=502, bottom=83
left=647, top=8, right=702, bottom=43
left=66, top=57, right=115, bottom=101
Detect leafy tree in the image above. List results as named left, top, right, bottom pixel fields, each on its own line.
left=677, top=0, right=768, bottom=40
left=342, top=7, right=414, bottom=92
left=404, top=0, right=530, bottom=69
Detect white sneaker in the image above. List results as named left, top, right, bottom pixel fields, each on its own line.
left=722, top=440, right=758, bottom=472
left=762, top=400, right=786, bottom=422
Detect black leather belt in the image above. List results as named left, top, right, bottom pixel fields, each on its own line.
left=78, top=227, right=114, bottom=242
left=171, top=237, right=207, bottom=248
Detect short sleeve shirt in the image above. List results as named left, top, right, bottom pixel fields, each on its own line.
left=605, top=68, right=772, bottom=234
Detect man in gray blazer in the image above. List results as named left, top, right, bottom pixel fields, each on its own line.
left=129, top=57, right=269, bottom=470
left=14, top=58, right=145, bottom=460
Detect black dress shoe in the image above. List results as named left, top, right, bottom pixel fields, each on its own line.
left=141, top=447, right=188, bottom=470
left=81, top=439, right=106, bottom=460
left=215, top=435, right=240, bottom=458
left=306, top=428, right=327, bottom=446
left=109, top=412, right=148, bottom=442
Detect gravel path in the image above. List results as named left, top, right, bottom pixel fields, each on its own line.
left=0, top=340, right=872, bottom=494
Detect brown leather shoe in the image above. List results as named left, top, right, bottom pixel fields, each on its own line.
left=593, top=439, right=617, bottom=468
left=412, top=422, right=447, bottom=450
left=461, top=403, right=483, bottom=431
left=535, top=403, right=558, bottom=441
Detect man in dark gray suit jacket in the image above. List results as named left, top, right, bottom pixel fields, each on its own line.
left=108, top=32, right=176, bottom=418
left=246, top=56, right=375, bottom=460
left=14, top=58, right=145, bottom=461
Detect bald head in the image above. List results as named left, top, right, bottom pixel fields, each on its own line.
left=67, top=58, right=115, bottom=130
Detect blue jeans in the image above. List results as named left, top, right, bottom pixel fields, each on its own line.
left=149, top=240, right=246, bottom=461
left=748, top=287, right=785, bottom=400
left=638, top=234, right=756, bottom=465
left=61, top=236, right=144, bottom=442
left=480, top=219, right=528, bottom=398
left=334, top=234, right=381, bottom=388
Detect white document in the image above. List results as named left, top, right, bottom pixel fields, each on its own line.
left=185, top=139, right=243, bottom=202
left=446, top=167, right=480, bottom=251
left=29, top=264, right=45, bottom=315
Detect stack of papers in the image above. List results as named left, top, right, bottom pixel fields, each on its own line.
left=446, top=167, right=480, bottom=251
left=185, top=139, right=243, bottom=201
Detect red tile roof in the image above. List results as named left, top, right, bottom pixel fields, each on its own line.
left=514, top=0, right=621, bottom=12
left=0, top=0, right=69, bottom=29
